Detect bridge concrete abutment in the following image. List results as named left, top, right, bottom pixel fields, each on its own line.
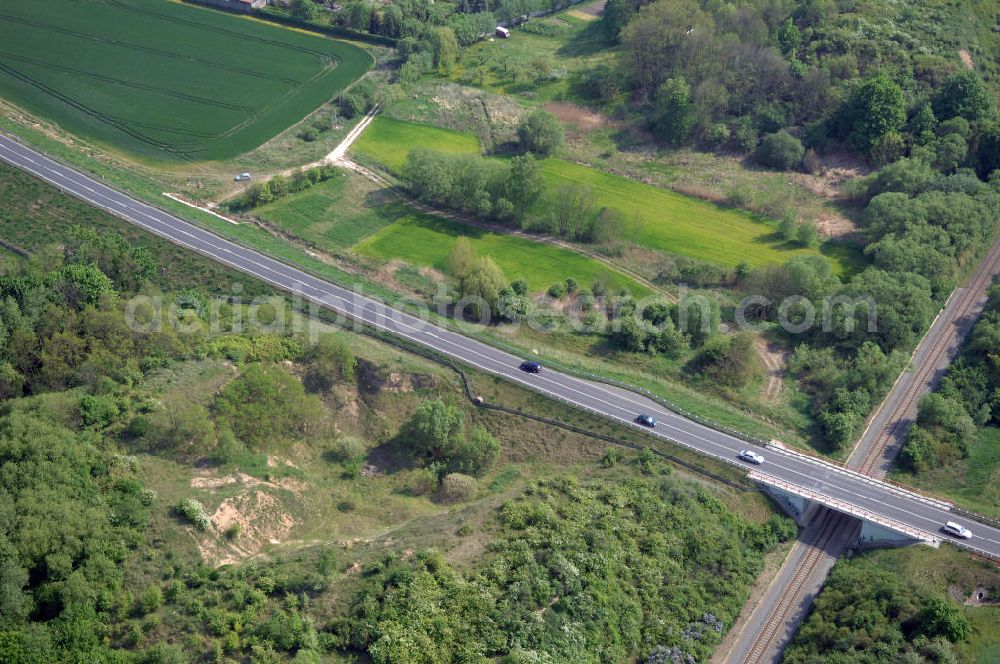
left=762, top=485, right=815, bottom=527
left=855, top=520, right=940, bottom=550
left=760, top=481, right=940, bottom=549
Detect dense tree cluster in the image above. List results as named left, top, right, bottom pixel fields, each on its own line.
left=213, top=364, right=325, bottom=448
left=329, top=475, right=796, bottom=663
left=528, top=183, right=632, bottom=246
left=599, top=0, right=999, bottom=169
left=444, top=238, right=526, bottom=321
left=303, top=333, right=357, bottom=391
left=785, top=555, right=971, bottom=662
left=0, top=410, right=153, bottom=662
left=789, top=342, right=907, bottom=451
left=330, top=0, right=584, bottom=42
left=517, top=108, right=565, bottom=157
left=234, top=164, right=343, bottom=210
left=740, top=166, right=1000, bottom=449
left=0, top=239, right=187, bottom=400
left=401, top=399, right=502, bottom=477
left=403, top=148, right=543, bottom=222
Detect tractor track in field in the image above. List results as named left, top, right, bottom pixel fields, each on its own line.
left=1, top=0, right=370, bottom=162
left=0, top=13, right=304, bottom=85
left=106, top=0, right=341, bottom=61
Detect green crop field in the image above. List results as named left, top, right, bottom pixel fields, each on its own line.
left=354, top=208, right=651, bottom=296
left=352, top=118, right=856, bottom=273
left=0, top=0, right=371, bottom=162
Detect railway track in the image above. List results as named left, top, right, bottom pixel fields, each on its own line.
left=856, top=238, right=1000, bottom=476
left=741, top=508, right=850, bottom=664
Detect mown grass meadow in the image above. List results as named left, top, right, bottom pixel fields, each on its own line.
left=352, top=117, right=483, bottom=171
left=253, top=170, right=395, bottom=251
left=354, top=205, right=652, bottom=296
left=0, top=0, right=371, bottom=162
left=352, top=117, right=854, bottom=273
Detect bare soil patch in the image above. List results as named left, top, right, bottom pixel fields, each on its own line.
left=670, top=181, right=729, bottom=206
left=198, top=490, right=297, bottom=566
left=960, top=49, right=974, bottom=69
left=755, top=337, right=787, bottom=404
left=189, top=467, right=307, bottom=565
left=191, top=469, right=304, bottom=497
left=370, top=258, right=408, bottom=291
left=544, top=102, right=609, bottom=132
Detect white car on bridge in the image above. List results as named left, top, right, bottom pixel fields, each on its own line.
left=943, top=521, right=973, bottom=539
left=738, top=449, right=764, bottom=465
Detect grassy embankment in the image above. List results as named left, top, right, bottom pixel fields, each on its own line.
left=892, top=417, right=1000, bottom=519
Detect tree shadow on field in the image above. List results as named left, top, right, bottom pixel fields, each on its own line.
left=366, top=436, right=418, bottom=475
left=364, top=187, right=398, bottom=209
left=555, top=19, right=611, bottom=58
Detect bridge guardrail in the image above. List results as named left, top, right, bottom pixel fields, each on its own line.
left=957, top=542, right=1000, bottom=563
left=765, top=443, right=954, bottom=511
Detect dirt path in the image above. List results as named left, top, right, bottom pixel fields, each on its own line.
left=278, top=104, right=380, bottom=177
left=755, top=336, right=787, bottom=403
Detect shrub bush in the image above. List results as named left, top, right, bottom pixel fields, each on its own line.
left=328, top=436, right=364, bottom=462
left=137, top=586, right=164, bottom=615
left=177, top=498, right=211, bottom=531
left=439, top=473, right=477, bottom=502
left=547, top=282, right=567, bottom=299
left=755, top=131, right=805, bottom=170
left=409, top=467, right=440, bottom=496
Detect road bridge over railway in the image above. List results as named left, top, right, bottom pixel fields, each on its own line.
left=724, top=217, right=1000, bottom=664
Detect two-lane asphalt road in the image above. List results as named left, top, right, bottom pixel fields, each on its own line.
left=3, top=132, right=999, bottom=558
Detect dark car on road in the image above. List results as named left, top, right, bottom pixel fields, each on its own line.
left=519, top=361, right=542, bottom=373
left=636, top=414, right=657, bottom=428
